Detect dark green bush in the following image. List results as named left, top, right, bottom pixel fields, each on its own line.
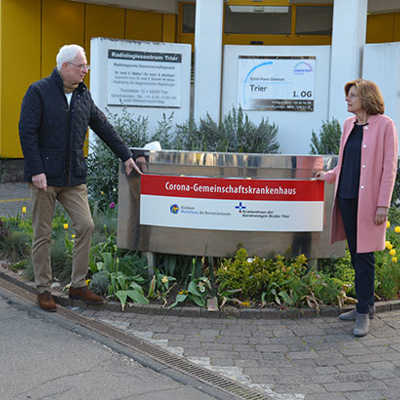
left=170, top=107, right=279, bottom=154
left=0, top=217, right=31, bottom=261
left=87, top=110, right=150, bottom=209
left=391, top=159, right=400, bottom=207
left=89, top=271, right=110, bottom=296
left=87, top=107, right=280, bottom=208
left=216, top=248, right=308, bottom=303
left=310, top=118, right=341, bottom=155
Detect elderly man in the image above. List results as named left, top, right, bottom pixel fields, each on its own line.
left=19, top=44, right=142, bottom=312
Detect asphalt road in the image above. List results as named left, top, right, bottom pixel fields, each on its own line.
left=0, top=286, right=224, bottom=400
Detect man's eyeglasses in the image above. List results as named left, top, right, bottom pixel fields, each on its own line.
left=68, top=62, right=90, bottom=71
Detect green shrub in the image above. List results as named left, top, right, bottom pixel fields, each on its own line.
left=391, top=159, right=400, bottom=207
left=89, top=271, right=110, bottom=296
left=87, top=107, right=280, bottom=209
left=87, top=110, right=150, bottom=209
left=310, top=118, right=341, bottom=155
left=155, top=254, right=204, bottom=286
left=376, top=260, right=400, bottom=300
left=221, top=107, right=280, bottom=154
left=50, top=234, right=73, bottom=283
left=0, top=229, right=31, bottom=261
left=170, top=107, right=279, bottom=154
left=118, top=252, right=148, bottom=277
left=374, top=214, right=400, bottom=299
left=216, top=248, right=308, bottom=304
left=324, top=249, right=355, bottom=297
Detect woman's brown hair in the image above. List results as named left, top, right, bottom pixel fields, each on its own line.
left=344, top=79, right=384, bottom=115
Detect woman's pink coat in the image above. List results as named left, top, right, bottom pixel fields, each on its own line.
left=322, top=114, right=398, bottom=253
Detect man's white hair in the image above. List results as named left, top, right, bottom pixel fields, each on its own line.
left=56, top=44, right=86, bottom=71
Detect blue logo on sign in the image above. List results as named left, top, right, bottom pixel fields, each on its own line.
left=294, top=61, right=312, bottom=75
left=235, top=202, right=246, bottom=213
left=170, top=204, right=179, bottom=214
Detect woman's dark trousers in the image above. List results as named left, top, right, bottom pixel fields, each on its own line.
left=338, top=197, right=375, bottom=314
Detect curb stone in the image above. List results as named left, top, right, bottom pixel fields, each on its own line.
left=2, top=267, right=400, bottom=319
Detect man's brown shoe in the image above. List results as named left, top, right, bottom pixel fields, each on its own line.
left=69, top=286, right=104, bottom=305
left=38, top=291, right=57, bottom=312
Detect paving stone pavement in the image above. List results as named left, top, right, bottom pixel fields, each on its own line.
left=73, top=307, right=400, bottom=400
left=4, top=184, right=400, bottom=399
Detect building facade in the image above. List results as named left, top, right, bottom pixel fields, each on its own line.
left=1, top=0, right=400, bottom=159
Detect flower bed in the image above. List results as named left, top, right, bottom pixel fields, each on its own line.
left=2, top=205, right=400, bottom=313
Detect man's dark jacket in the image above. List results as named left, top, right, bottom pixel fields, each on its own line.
left=19, top=68, right=131, bottom=186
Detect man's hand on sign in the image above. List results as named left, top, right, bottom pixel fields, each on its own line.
left=135, top=156, right=147, bottom=172
left=124, top=158, right=142, bottom=176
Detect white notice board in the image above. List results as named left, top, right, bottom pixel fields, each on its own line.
left=238, top=56, right=316, bottom=112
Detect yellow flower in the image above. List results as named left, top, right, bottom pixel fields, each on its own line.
left=395, top=226, right=400, bottom=233
left=387, top=221, right=391, bottom=229
left=392, top=257, right=398, bottom=263
left=385, top=241, right=393, bottom=250
left=161, top=276, right=168, bottom=284
left=241, top=301, right=251, bottom=307
left=178, top=290, right=184, bottom=295
left=100, top=191, right=104, bottom=195
left=21, top=206, right=27, bottom=214
left=85, top=279, right=91, bottom=286
left=63, top=223, right=69, bottom=230
left=389, top=249, right=396, bottom=256
left=71, top=234, right=76, bottom=239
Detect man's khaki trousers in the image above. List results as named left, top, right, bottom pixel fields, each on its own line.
left=31, top=184, right=95, bottom=293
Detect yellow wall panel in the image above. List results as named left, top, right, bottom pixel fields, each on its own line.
left=126, top=10, right=163, bottom=42
left=367, top=14, right=395, bottom=43
left=1, top=0, right=41, bottom=158
left=163, top=14, right=177, bottom=43
left=84, top=3, right=126, bottom=155
left=42, top=0, right=85, bottom=78
left=85, top=4, right=125, bottom=60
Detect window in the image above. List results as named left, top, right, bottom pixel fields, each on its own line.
left=182, top=3, right=195, bottom=33
left=224, top=5, right=292, bottom=35
left=295, top=6, right=333, bottom=35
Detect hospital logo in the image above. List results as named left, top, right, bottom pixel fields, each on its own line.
left=170, top=204, right=180, bottom=214
left=294, top=61, right=312, bottom=75
left=235, top=202, right=246, bottom=213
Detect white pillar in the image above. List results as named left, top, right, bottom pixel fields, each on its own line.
left=328, top=0, right=367, bottom=123
left=194, top=0, right=223, bottom=123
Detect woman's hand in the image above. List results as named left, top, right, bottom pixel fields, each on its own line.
left=375, top=206, right=388, bottom=225
left=314, top=170, right=326, bottom=180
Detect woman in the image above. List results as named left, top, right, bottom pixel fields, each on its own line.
left=316, top=79, right=398, bottom=337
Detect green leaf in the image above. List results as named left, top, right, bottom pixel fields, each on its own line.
left=261, top=291, right=267, bottom=307
left=188, top=281, right=202, bottom=297
left=147, top=276, right=156, bottom=298
left=168, top=293, right=187, bottom=309
left=115, top=291, right=128, bottom=311
left=129, top=281, right=144, bottom=293
left=189, top=294, right=206, bottom=307
left=279, top=290, right=294, bottom=306
left=103, top=252, right=114, bottom=272
left=126, top=289, right=149, bottom=304
left=96, top=261, right=104, bottom=272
